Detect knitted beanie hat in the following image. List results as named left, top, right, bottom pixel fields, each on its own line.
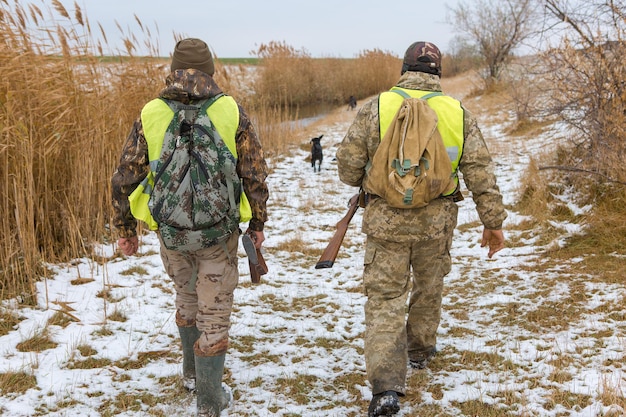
left=170, top=38, right=215, bottom=76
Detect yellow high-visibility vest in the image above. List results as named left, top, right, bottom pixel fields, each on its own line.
left=378, top=87, right=465, bottom=195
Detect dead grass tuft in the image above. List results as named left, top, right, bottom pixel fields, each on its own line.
left=97, top=391, right=160, bottom=416
left=0, top=371, right=38, bottom=395
left=0, top=309, right=23, bottom=336
left=16, top=329, right=57, bottom=352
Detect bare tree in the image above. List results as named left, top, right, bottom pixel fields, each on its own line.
left=540, top=0, right=625, bottom=184
left=443, top=35, right=481, bottom=76
left=448, top=0, right=538, bottom=87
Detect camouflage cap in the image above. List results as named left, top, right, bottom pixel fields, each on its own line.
left=401, top=41, right=442, bottom=76
left=171, top=38, right=215, bottom=76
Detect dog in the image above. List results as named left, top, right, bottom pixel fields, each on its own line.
left=310, top=134, right=323, bottom=173
left=347, top=95, right=357, bottom=111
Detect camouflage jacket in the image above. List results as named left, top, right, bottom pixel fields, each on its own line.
left=111, top=69, right=269, bottom=238
left=336, top=71, right=507, bottom=241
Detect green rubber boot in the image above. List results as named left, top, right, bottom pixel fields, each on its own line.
left=178, top=326, right=201, bottom=392
left=195, top=354, right=230, bottom=417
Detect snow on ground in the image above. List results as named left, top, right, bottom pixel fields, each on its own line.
left=0, top=100, right=624, bottom=417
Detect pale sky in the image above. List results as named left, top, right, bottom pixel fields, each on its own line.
left=73, top=0, right=460, bottom=58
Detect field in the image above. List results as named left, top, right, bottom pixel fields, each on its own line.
left=0, top=68, right=625, bottom=416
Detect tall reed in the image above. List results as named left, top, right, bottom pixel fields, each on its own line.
left=0, top=1, right=164, bottom=302
left=251, top=41, right=400, bottom=109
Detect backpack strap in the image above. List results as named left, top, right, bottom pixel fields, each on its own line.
left=390, top=88, right=411, bottom=99
left=197, top=93, right=225, bottom=113
left=160, top=93, right=225, bottom=114
left=420, top=91, right=444, bottom=100
left=162, top=100, right=201, bottom=113
left=390, top=87, right=443, bottom=101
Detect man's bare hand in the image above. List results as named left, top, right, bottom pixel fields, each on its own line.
left=481, top=229, right=505, bottom=258
left=245, top=229, right=265, bottom=249
left=118, top=236, right=139, bottom=256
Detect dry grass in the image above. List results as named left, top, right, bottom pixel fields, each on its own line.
left=451, top=58, right=626, bottom=282
left=0, top=371, right=37, bottom=395
left=0, top=309, right=23, bottom=336
left=0, top=1, right=164, bottom=302
left=252, top=41, right=399, bottom=109
left=15, top=329, right=58, bottom=352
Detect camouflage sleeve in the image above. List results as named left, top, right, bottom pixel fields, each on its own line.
left=336, top=98, right=380, bottom=187
left=110, top=119, right=150, bottom=238
left=236, top=106, right=269, bottom=231
left=458, top=110, right=507, bottom=230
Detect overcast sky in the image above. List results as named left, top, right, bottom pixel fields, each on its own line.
left=74, top=0, right=460, bottom=58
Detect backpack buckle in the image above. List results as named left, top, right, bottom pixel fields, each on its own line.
left=392, top=158, right=412, bottom=177
left=403, top=189, right=414, bottom=205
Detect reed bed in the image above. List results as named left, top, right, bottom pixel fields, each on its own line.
left=251, top=41, right=399, bottom=109
left=0, top=0, right=164, bottom=301
left=0, top=0, right=400, bottom=301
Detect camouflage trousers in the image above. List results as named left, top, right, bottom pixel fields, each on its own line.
left=159, top=230, right=240, bottom=357
left=363, top=230, right=454, bottom=395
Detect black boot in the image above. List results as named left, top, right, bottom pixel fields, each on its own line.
left=368, top=390, right=400, bottom=417
left=195, top=354, right=230, bottom=417
left=409, top=347, right=437, bottom=370
left=178, top=326, right=201, bottom=391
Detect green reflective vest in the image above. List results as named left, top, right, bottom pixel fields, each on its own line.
left=128, top=95, right=252, bottom=230
left=378, top=87, right=465, bottom=195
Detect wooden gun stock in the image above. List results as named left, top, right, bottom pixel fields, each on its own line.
left=315, top=193, right=360, bottom=269
left=248, top=249, right=268, bottom=284
left=243, top=232, right=268, bottom=284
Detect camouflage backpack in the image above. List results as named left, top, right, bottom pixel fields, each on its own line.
left=149, top=95, right=241, bottom=252
left=364, top=90, right=456, bottom=208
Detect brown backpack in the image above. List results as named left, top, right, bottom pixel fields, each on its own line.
left=364, top=91, right=456, bottom=208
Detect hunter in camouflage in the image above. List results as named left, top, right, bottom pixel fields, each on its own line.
left=111, top=70, right=268, bottom=240
left=111, top=38, right=268, bottom=417
left=336, top=41, right=506, bottom=417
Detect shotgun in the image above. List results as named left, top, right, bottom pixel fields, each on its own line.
left=315, top=193, right=361, bottom=269
left=242, top=232, right=268, bottom=283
